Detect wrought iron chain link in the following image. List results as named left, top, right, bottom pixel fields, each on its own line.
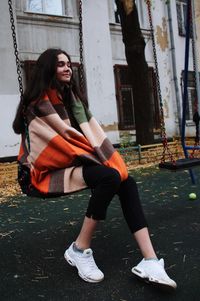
left=8, top=0, right=23, bottom=98
left=146, top=0, right=175, bottom=163
left=79, top=0, right=85, bottom=93
left=8, top=0, right=31, bottom=149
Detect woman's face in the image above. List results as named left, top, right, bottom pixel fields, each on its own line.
left=56, top=53, right=72, bottom=84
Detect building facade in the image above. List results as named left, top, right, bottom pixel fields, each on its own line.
left=0, top=0, right=199, bottom=159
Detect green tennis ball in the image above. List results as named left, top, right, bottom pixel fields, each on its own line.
left=189, top=193, right=197, bottom=200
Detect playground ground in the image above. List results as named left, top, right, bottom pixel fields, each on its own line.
left=0, top=165, right=200, bottom=301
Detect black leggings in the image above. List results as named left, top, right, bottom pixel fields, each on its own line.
left=82, top=165, right=148, bottom=233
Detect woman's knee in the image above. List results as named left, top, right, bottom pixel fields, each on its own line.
left=126, top=175, right=136, bottom=183
left=124, top=175, right=137, bottom=187
left=83, top=165, right=121, bottom=190
left=102, top=167, right=121, bottom=189
left=118, top=175, right=139, bottom=199
left=85, top=168, right=121, bottom=220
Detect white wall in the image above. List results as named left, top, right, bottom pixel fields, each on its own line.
left=17, top=15, right=80, bottom=62
left=1, top=0, right=199, bottom=159
left=148, top=1, right=177, bottom=137
left=195, top=0, right=200, bottom=58
left=170, top=0, right=196, bottom=137
left=82, top=0, right=120, bottom=143
left=0, top=1, right=20, bottom=158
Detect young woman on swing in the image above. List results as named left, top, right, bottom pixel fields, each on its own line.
left=13, top=48, right=177, bottom=289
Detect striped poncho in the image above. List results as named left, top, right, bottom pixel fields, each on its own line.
left=18, top=88, right=128, bottom=195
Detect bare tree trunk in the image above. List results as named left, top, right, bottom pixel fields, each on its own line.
left=116, top=0, right=154, bottom=145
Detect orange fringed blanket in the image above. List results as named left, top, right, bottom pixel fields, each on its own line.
left=18, top=88, right=128, bottom=195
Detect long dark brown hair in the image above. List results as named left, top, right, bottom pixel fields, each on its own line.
left=13, top=48, right=86, bottom=134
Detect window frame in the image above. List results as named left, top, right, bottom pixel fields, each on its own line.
left=23, top=60, right=84, bottom=90
left=108, top=0, right=148, bottom=28
left=114, top=65, right=135, bottom=130
left=181, top=70, right=197, bottom=122
left=176, top=0, right=188, bottom=37
left=25, top=0, right=71, bottom=17
left=114, top=64, right=160, bottom=131
left=108, top=0, right=121, bottom=24
left=113, top=0, right=121, bottom=24
left=186, top=87, right=196, bottom=121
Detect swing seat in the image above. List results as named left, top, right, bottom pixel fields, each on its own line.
left=18, top=162, right=66, bottom=198
left=159, top=158, right=200, bottom=170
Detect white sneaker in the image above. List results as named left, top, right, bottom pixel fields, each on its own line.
left=132, top=258, right=177, bottom=290
left=64, top=242, right=104, bottom=283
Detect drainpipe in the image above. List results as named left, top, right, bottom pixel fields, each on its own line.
left=166, top=1, right=182, bottom=135
left=191, top=0, right=200, bottom=116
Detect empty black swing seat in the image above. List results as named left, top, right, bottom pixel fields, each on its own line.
left=159, top=158, right=200, bottom=170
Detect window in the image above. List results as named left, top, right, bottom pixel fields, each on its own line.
left=114, top=66, right=135, bottom=130
left=176, top=0, right=187, bottom=36
left=113, top=0, right=120, bottom=23
left=23, top=60, right=84, bottom=89
left=27, top=0, right=63, bottom=15
left=187, top=87, right=196, bottom=120
left=111, top=0, right=146, bottom=26
left=114, top=65, right=160, bottom=130
left=148, top=67, right=160, bottom=129
left=181, top=71, right=197, bottom=121
left=135, top=0, right=145, bottom=28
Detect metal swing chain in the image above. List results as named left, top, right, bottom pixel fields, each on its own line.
left=8, top=0, right=30, bottom=150
left=79, top=0, right=85, bottom=93
left=8, top=0, right=23, bottom=98
left=146, top=0, right=175, bottom=164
